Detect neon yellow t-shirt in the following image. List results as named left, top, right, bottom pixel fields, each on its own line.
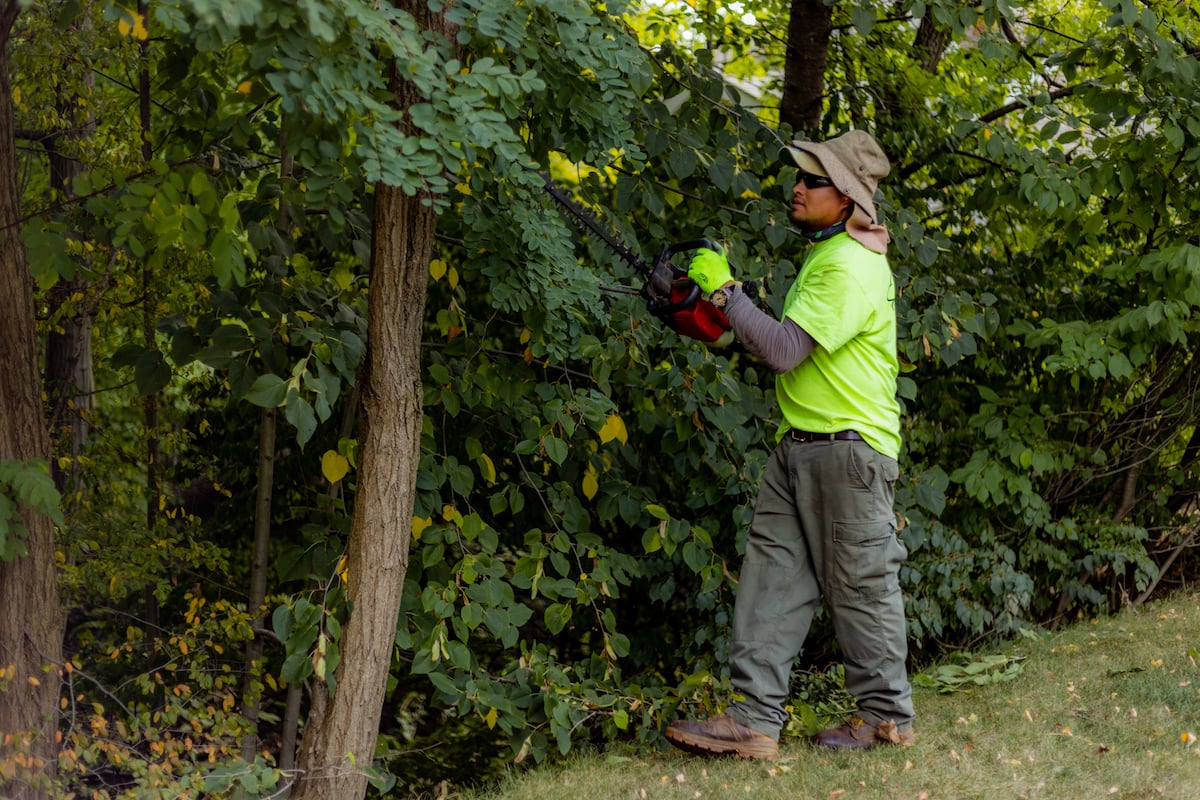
left=776, top=233, right=901, bottom=459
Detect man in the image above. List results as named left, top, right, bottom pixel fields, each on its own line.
left=665, top=130, right=914, bottom=760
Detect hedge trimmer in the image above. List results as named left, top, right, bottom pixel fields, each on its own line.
left=542, top=177, right=747, bottom=344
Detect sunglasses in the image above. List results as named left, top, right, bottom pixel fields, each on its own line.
left=796, top=171, right=835, bottom=189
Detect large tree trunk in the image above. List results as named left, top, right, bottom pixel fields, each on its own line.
left=0, top=9, right=66, bottom=798
left=290, top=180, right=433, bottom=800
left=290, top=4, right=445, bottom=795
left=780, top=0, right=833, bottom=134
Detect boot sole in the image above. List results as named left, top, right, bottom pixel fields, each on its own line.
left=665, top=728, right=780, bottom=760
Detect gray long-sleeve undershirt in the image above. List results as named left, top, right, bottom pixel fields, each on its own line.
left=722, top=287, right=815, bottom=374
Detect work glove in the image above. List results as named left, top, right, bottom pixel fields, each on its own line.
left=687, top=247, right=733, bottom=294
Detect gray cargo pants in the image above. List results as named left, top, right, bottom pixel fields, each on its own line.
left=724, top=435, right=914, bottom=739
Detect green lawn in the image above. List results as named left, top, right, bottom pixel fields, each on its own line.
left=464, top=593, right=1200, bottom=800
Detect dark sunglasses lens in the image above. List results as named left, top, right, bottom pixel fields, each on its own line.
left=801, top=172, right=833, bottom=189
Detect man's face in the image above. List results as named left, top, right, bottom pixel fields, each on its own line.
left=789, top=174, right=854, bottom=231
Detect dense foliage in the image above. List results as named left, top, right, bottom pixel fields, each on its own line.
left=3, top=0, right=1199, bottom=796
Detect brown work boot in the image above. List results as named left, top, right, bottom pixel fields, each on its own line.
left=814, top=717, right=915, bottom=750
left=665, top=714, right=780, bottom=760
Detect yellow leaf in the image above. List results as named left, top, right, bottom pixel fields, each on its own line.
left=520, top=327, right=532, bottom=344
left=336, top=555, right=348, bottom=585
left=480, top=453, right=496, bottom=484
left=332, top=265, right=354, bottom=292
left=412, top=516, right=431, bottom=541
left=582, top=465, right=599, bottom=500
left=485, top=707, right=498, bottom=729
left=448, top=266, right=459, bottom=289
left=236, top=80, right=252, bottom=95
left=430, top=259, right=447, bottom=280
left=321, top=451, right=350, bottom=483
left=117, top=10, right=149, bottom=40
left=599, top=414, right=628, bottom=445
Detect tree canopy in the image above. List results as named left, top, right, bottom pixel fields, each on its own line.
left=1, top=0, right=1199, bottom=797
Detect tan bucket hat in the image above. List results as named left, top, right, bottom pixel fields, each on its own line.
left=780, top=130, right=890, bottom=224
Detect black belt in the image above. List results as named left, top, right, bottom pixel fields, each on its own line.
left=788, top=429, right=863, bottom=443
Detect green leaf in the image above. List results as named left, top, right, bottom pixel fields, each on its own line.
left=280, top=652, right=312, bottom=683
left=285, top=390, right=319, bottom=448
left=134, top=350, right=172, bottom=395
left=543, top=436, right=568, bottom=464
left=243, top=374, right=287, bottom=407
left=211, top=230, right=246, bottom=288
left=544, top=602, right=572, bottom=634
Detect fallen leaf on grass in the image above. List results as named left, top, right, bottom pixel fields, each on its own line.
left=1182, top=731, right=1196, bottom=746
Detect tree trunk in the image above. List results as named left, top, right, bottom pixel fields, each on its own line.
left=290, top=4, right=445, bottom=795
left=780, top=0, right=833, bottom=134
left=41, top=5, right=97, bottom=498
left=238, top=406, right=276, bottom=764
left=136, top=0, right=164, bottom=704
left=290, top=182, right=432, bottom=800
left=241, top=115, right=294, bottom=769
left=0, top=10, right=66, bottom=797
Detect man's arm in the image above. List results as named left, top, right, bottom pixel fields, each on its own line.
left=723, top=289, right=815, bottom=374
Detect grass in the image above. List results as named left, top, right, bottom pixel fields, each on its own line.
left=462, top=593, right=1200, bottom=800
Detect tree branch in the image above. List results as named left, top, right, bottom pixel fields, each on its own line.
left=979, top=86, right=1077, bottom=124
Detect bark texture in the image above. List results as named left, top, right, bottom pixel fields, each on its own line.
left=780, top=0, right=833, bottom=134
left=290, top=4, right=445, bottom=795
left=290, top=177, right=433, bottom=800
left=0, top=14, right=66, bottom=798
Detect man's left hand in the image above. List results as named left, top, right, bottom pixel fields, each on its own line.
left=687, top=247, right=733, bottom=293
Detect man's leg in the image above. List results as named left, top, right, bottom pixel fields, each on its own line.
left=725, top=440, right=821, bottom=738
left=665, top=441, right=816, bottom=758
left=808, top=441, right=914, bottom=744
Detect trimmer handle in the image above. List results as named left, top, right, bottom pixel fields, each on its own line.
left=655, top=238, right=722, bottom=276
left=645, top=238, right=722, bottom=313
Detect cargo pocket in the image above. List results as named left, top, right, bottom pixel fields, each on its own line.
left=830, top=519, right=901, bottom=602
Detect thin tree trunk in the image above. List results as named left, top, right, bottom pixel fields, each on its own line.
left=290, top=5, right=446, bottom=793
left=278, top=383, right=359, bottom=796
left=238, top=407, right=277, bottom=764
left=240, top=114, right=295, bottom=768
left=780, top=0, right=833, bottom=134
left=0, top=7, right=66, bottom=796
left=41, top=4, right=97, bottom=498
left=135, top=0, right=164, bottom=696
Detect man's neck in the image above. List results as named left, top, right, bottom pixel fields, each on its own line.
left=802, top=219, right=847, bottom=242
